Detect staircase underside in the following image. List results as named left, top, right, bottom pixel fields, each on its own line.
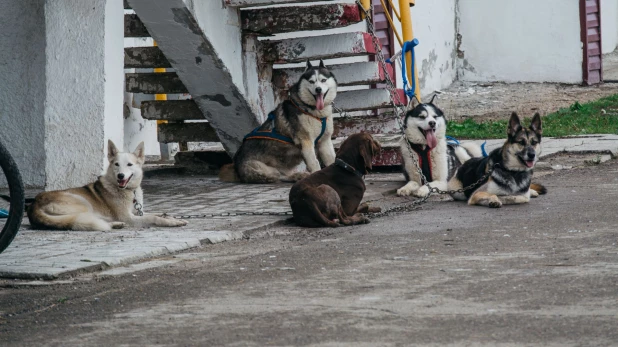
left=126, top=0, right=259, bottom=155
left=125, top=0, right=408, bottom=167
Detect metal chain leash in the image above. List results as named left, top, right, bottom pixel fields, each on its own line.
left=170, top=211, right=293, bottom=220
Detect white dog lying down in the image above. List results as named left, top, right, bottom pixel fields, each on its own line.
left=27, top=141, right=187, bottom=231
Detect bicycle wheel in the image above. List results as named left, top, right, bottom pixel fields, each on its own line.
left=0, top=139, right=24, bottom=254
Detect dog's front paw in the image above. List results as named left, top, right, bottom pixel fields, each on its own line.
left=168, top=218, right=188, bottom=227
left=110, top=222, right=126, bottom=229
left=286, top=172, right=310, bottom=182
left=397, top=186, right=413, bottom=196
left=529, top=189, right=539, bottom=198
left=412, top=185, right=430, bottom=198
left=488, top=198, right=502, bottom=208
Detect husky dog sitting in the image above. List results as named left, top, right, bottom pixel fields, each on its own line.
left=448, top=112, right=547, bottom=208
left=27, top=141, right=188, bottom=231
left=220, top=60, right=338, bottom=184
left=397, top=98, right=481, bottom=198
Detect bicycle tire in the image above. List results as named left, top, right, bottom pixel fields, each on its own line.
left=0, top=139, right=24, bottom=254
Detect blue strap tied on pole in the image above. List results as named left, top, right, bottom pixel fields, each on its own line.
left=401, top=38, right=420, bottom=99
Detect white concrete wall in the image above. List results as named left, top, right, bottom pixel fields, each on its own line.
left=0, top=0, right=47, bottom=188
left=602, top=0, right=618, bottom=53
left=389, top=0, right=457, bottom=97
left=458, top=0, right=582, bottom=83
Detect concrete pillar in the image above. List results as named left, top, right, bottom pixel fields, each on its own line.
left=0, top=0, right=124, bottom=189
left=44, top=0, right=124, bottom=190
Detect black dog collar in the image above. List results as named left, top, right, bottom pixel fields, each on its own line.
left=335, top=158, right=364, bottom=178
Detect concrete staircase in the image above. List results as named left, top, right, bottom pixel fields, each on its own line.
left=124, top=0, right=406, bottom=168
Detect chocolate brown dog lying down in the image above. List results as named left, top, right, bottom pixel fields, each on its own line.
left=289, top=133, right=381, bottom=227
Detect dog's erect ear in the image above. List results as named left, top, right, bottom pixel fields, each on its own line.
left=409, top=96, right=419, bottom=110
left=107, top=140, right=119, bottom=162
left=133, top=141, right=145, bottom=163
left=530, top=112, right=542, bottom=135
left=305, top=60, right=313, bottom=71
left=428, top=94, right=438, bottom=104
left=319, top=59, right=326, bottom=68
left=507, top=112, right=522, bottom=138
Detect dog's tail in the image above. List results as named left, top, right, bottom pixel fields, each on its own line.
left=530, top=183, right=548, bottom=195
left=460, top=142, right=484, bottom=158
left=218, top=164, right=240, bottom=182
left=452, top=142, right=483, bottom=164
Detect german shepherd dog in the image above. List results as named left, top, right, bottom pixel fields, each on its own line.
left=27, top=141, right=188, bottom=231
left=448, top=112, right=547, bottom=208
left=398, top=98, right=481, bottom=198
left=219, top=60, right=338, bottom=183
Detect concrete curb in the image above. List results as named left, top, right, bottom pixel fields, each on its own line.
left=468, top=134, right=618, bottom=158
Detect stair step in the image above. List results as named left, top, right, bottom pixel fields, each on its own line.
left=273, top=62, right=393, bottom=89
left=141, top=88, right=405, bottom=121
left=226, top=0, right=334, bottom=7
left=333, top=134, right=402, bottom=166
left=158, top=123, right=219, bottom=143
left=241, top=3, right=361, bottom=35
left=125, top=72, right=187, bottom=94
left=141, top=100, right=203, bottom=121
left=335, top=88, right=406, bottom=112
left=262, top=32, right=376, bottom=63
left=125, top=47, right=171, bottom=69
left=333, top=114, right=401, bottom=138
left=124, top=14, right=149, bottom=37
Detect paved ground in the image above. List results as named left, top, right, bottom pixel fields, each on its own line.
left=1, top=135, right=617, bottom=281
left=1, top=152, right=617, bottom=346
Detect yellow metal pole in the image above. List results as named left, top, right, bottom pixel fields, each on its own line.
left=399, top=0, right=420, bottom=102
left=360, top=0, right=371, bottom=18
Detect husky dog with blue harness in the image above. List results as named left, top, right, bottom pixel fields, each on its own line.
left=397, top=97, right=483, bottom=198
left=219, top=60, right=338, bottom=183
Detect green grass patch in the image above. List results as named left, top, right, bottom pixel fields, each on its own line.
left=446, top=94, right=618, bottom=139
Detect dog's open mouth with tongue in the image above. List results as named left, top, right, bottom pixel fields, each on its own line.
left=419, top=127, right=438, bottom=149
left=314, top=91, right=327, bottom=111
left=117, top=175, right=133, bottom=189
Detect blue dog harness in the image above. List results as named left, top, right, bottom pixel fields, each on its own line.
left=244, top=101, right=328, bottom=146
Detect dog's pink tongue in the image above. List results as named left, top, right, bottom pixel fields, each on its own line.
left=316, top=94, right=325, bottom=110
left=425, top=130, right=438, bottom=149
